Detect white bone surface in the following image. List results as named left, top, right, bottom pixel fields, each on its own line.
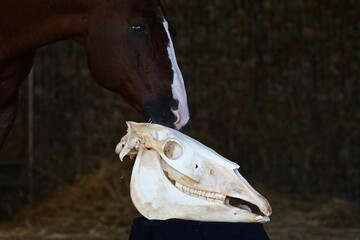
left=115, top=122, right=272, bottom=223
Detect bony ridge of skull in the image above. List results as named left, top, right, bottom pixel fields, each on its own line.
left=115, top=122, right=272, bottom=223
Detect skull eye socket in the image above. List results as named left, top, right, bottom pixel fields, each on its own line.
left=163, top=140, right=183, bottom=160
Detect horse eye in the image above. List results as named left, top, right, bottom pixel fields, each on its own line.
left=132, top=24, right=144, bottom=32
left=131, top=24, right=148, bottom=36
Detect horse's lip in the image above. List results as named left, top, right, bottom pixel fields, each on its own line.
left=171, top=108, right=189, bottom=130
left=171, top=109, right=181, bottom=129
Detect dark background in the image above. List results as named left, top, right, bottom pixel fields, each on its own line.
left=0, top=0, right=359, bottom=228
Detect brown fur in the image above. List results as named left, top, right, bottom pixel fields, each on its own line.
left=0, top=0, right=180, bottom=148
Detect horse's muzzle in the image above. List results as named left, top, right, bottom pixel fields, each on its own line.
left=142, top=98, right=178, bottom=129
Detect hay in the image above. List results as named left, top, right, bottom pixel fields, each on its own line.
left=0, top=160, right=139, bottom=239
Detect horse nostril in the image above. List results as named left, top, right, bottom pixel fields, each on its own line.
left=170, top=99, right=179, bottom=111
left=171, top=108, right=180, bottom=124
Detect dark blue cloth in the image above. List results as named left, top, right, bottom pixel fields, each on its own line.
left=129, top=217, right=270, bottom=240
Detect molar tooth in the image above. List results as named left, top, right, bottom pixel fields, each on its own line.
left=176, top=184, right=226, bottom=202
left=199, top=195, right=206, bottom=200
left=216, top=194, right=224, bottom=200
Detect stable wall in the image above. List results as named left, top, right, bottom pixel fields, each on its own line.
left=0, top=0, right=359, bottom=216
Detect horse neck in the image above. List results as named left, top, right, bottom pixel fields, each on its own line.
left=0, top=0, right=101, bottom=61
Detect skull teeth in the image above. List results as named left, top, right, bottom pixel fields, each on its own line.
left=175, top=182, right=226, bottom=203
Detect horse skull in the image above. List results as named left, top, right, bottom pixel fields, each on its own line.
left=115, top=122, right=272, bottom=223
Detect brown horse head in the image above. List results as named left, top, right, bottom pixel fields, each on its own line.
left=0, top=0, right=190, bottom=149
left=83, top=0, right=189, bottom=129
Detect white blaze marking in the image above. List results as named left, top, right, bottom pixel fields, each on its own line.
left=162, top=19, right=190, bottom=129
